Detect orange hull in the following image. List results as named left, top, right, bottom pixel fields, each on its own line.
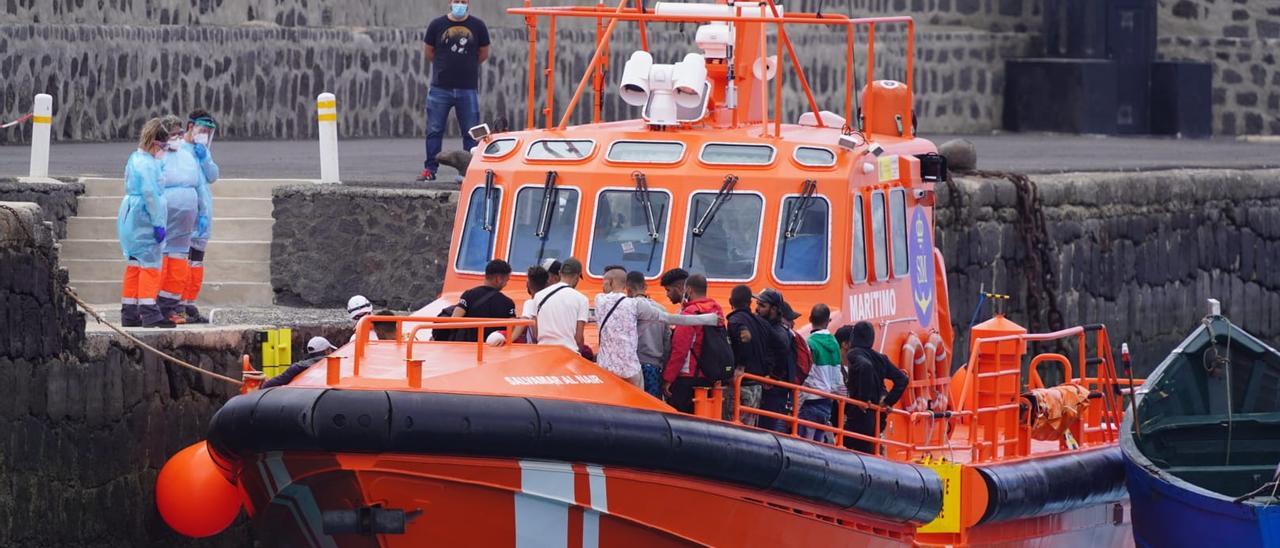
left=242, top=453, right=916, bottom=547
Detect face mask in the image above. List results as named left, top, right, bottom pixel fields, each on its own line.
left=167, top=138, right=182, bottom=151
left=450, top=2, right=467, bottom=18
left=154, top=148, right=168, bottom=160
left=193, top=133, right=210, bottom=146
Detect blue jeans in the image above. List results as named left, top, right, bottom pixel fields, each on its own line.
left=798, top=399, right=834, bottom=442
left=425, top=87, right=480, bottom=173
left=758, top=388, right=793, bottom=434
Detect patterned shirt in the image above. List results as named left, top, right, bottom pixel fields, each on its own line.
left=595, top=292, right=641, bottom=379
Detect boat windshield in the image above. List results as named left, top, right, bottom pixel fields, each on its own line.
left=508, top=185, right=580, bottom=271
left=683, top=190, right=762, bottom=280
left=456, top=186, right=502, bottom=272
left=775, top=195, right=829, bottom=283
left=588, top=189, right=670, bottom=277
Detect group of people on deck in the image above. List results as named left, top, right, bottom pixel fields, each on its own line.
left=437, top=257, right=911, bottom=454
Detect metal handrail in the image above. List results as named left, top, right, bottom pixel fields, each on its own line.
left=351, top=315, right=535, bottom=376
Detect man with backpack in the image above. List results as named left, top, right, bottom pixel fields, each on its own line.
left=754, top=288, right=798, bottom=432
left=662, top=273, right=727, bottom=413
left=530, top=258, right=589, bottom=354
left=596, top=267, right=719, bottom=388
left=838, top=321, right=910, bottom=453
left=447, top=259, right=516, bottom=342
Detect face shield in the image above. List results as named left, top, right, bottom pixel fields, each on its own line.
left=189, top=117, right=219, bottom=149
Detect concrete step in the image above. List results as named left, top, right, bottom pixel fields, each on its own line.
left=67, top=280, right=274, bottom=307
left=59, top=239, right=271, bottom=262
left=61, top=259, right=271, bottom=283
left=65, top=216, right=273, bottom=241
left=79, top=178, right=314, bottom=199
left=76, top=196, right=275, bottom=218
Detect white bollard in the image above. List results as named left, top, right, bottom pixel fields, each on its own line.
left=28, top=94, right=52, bottom=179
left=316, top=93, right=340, bottom=184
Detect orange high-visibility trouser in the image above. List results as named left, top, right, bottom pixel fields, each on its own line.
left=159, top=255, right=189, bottom=303
left=182, top=248, right=206, bottom=303
left=122, top=261, right=162, bottom=304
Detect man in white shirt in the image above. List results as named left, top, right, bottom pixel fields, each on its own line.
left=530, top=257, right=589, bottom=353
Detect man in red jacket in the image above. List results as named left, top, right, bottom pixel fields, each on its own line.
left=661, top=273, right=725, bottom=413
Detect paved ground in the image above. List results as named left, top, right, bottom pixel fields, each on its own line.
left=2, top=134, right=1277, bottom=181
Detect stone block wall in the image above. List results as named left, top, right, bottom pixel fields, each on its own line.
left=938, top=168, right=1280, bottom=371
left=0, top=201, right=82, bottom=360
left=1153, top=0, right=1280, bottom=135
left=0, top=178, right=82, bottom=238
left=271, top=183, right=459, bottom=310
left=0, top=199, right=351, bottom=546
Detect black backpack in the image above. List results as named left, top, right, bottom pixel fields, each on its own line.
left=694, top=324, right=735, bottom=382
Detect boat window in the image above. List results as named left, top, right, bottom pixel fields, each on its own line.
left=890, top=189, right=909, bottom=277
left=682, top=191, right=763, bottom=280
left=700, top=143, right=776, bottom=165
left=774, top=195, right=830, bottom=283
left=794, top=146, right=836, bottom=167
left=527, top=139, right=595, bottom=160
left=456, top=186, right=502, bottom=273
left=870, top=191, right=888, bottom=281
left=508, top=186, right=580, bottom=271
left=852, top=195, right=867, bottom=283
left=588, top=189, right=671, bottom=277
left=482, top=138, right=518, bottom=157
left=607, top=141, right=685, bottom=164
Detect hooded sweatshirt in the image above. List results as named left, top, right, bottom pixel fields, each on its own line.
left=800, top=329, right=845, bottom=402
left=845, top=322, right=909, bottom=407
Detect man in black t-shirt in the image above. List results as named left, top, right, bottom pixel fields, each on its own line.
left=450, top=259, right=515, bottom=342
left=420, top=0, right=491, bottom=182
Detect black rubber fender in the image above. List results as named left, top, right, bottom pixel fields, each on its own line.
left=207, top=389, right=944, bottom=524
left=976, top=446, right=1127, bottom=523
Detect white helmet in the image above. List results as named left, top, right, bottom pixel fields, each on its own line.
left=347, top=295, right=373, bottom=320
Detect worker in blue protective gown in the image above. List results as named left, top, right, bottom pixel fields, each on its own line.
left=178, top=111, right=220, bottom=323
left=117, top=118, right=174, bottom=328
left=156, top=113, right=219, bottom=323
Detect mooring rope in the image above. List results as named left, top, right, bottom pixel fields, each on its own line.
left=63, top=286, right=244, bottom=386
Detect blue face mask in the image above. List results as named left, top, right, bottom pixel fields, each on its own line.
left=450, top=3, right=467, bottom=18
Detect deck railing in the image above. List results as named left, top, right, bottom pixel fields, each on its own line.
left=347, top=315, right=534, bottom=386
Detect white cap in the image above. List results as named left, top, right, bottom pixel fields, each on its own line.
left=347, top=295, right=373, bottom=320
left=306, top=336, right=337, bottom=355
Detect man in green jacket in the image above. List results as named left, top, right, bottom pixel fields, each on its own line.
left=798, top=304, right=845, bottom=441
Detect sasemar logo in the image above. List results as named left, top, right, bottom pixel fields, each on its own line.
left=909, top=207, right=935, bottom=327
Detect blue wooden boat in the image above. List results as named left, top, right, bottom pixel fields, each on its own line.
left=1121, top=305, right=1280, bottom=547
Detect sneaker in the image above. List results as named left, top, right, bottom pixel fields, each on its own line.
left=417, top=169, right=436, bottom=182
left=167, top=313, right=187, bottom=325
left=121, top=317, right=142, bottom=328
left=143, top=319, right=177, bottom=328
left=184, top=311, right=210, bottom=324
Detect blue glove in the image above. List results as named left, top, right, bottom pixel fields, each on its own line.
left=193, top=143, right=209, bottom=161
left=153, top=226, right=166, bottom=243
left=196, top=215, right=210, bottom=234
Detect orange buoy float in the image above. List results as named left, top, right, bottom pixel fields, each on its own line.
left=156, top=441, right=241, bottom=538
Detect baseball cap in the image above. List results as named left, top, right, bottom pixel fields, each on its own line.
left=347, top=295, right=373, bottom=320
left=540, top=258, right=562, bottom=275
left=753, top=288, right=785, bottom=308
left=306, top=336, right=337, bottom=355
